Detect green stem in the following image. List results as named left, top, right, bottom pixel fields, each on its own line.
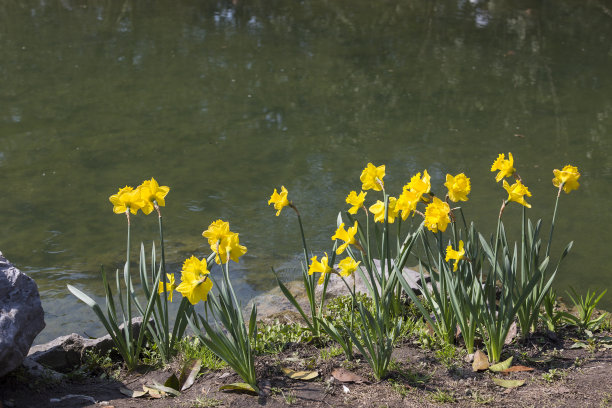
left=156, top=205, right=170, bottom=351
left=545, top=185, right=563, bottom=258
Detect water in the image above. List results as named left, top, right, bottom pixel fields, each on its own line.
left=1, top=1, right=611, bottom=343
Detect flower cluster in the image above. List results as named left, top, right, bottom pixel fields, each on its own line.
left=202, top=220, right=247, bottom=264
left=109, top=178, right=170, bottom=215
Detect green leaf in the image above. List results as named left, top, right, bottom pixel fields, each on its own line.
left=164, top=373, right=180, bottom=391
left=493, top=378, right=525, bottom=388
left=489, top=356, right=513, bottom=372
left=150, top=381, right=181, bottom=397
left=219, top=383, right=258, bottom=395
left=570, top=342, right=588, bottom=349
left=119, top=386, right=147, bottom=398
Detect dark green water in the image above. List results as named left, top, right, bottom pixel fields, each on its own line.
left=1, top=1, right=611, bottom=343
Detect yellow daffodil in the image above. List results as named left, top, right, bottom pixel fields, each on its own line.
left=396, top=189, right=419, bottom=220
left=445, top=241, right=465, bottom=272
left=338, top=257, right=360, bottom=278
left=491, top=153, right=515, bottom=182
left=360, top=163, right=385, bottom=191
left=139, top=178, right=170, bottom=215
left=346, top=191, right=367, bottom=214
left=176, top=256, right=213, bottom=305
left=308, top=253, right=333, bottom=285
left=444, top=173, right=471, bottom=202
left=553, top=165, right=580, bottom=194
left=407, top=170, right=431, bottom=201
left=214, top=232, right=248, bottom=264
left=331, top=221, right=358, bottom=254
left=109, top=186, right=145, bottom=215
left=369, top=196, right=398, bottom=223
left=503, top=179, right=532, bottom=208
left=268, top=186, right=290, bottom=216
left=424, top=197, right=451, bottom=233
left=202, top=219, right=231, bottom=249
left=157, top=273, right=177, bottom=302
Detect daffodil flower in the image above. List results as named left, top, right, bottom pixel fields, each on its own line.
left=424, top=197, right=451, bottom=233
left=491, top=153, right=516, bottom=182
left=360, top=163, right=385, bottom=191
left=445, top=240, right=465, bottom=272
left=308, top=253, right=333, bottom=285
left=158, top=273, right=177, bottom=302
left=203, top=219, right=231, bottom=249
left=109, top=186, right=145, bottom=215
left=338, top=257, right=360, bottom=278
left=346, top=190, right=367, bottom=214
left=553, top=165, right=580, bottom=194
left=396, top=189, right=419, bottom=220
left=214, top=232, right=248, bottom=264
left=176, top=256, right=213, bottom=305
left=407, top=170, right=431, bottom=202
left=139, top=178, right=170, bottom=215
left=503, top=179, right=532, bottom=208
left=268, top=186, right=290, bottom=216
left=331, top=221, right=358, bottom=254
left=369, top=197, right=398, bottom=223
left=444, top=173, right=471, bottom=202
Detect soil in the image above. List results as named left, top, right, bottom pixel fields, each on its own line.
left=2, top=327, right=612, bottom=408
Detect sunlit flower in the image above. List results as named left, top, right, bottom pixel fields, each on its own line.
left=268, top=186, right=290, bottom=216
left=139, top=178, right=170, bottom=215
left=407, top=170, right=431, bottom=201
left=369, top=196, right=398, bottom=223
left=346, top=191, right=367, bottom=214
left=445, top=240, right=465, bottom=272
left=331, top=221, right=358, bottom=254
left=491, top=153, right=515, bottom=182
left=214, top=232, right=248, bottom=264
left=553, top=165, right=580, bottom=194
left=202, top=219, right=231, bottom=249
left=444, top=173, right=471, bottom=202
left=396, top=189, right=419, bottom=220
left=503, top=179, right=532, bottom=208
left=157, top=273, right=177, bottom=302
left=176, top=256, right=213, bottom=305
left=308, top=253, right=333, bottom=285
left=360, top=163, right=385, bottom=191
left=338, top=257, right=360, bottom=278
left=109, top=186, right=145, bottom=215
left=424, top=197, right=451, bottom=233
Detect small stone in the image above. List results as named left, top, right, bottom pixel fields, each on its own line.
left=464, top=353, right=474, bottom=363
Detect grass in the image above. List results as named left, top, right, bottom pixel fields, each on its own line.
left=177, top=337, right=226, bottom=371
left=189, top=395, right=223, bottom=407
left=429, top=388, right=457, bottom=403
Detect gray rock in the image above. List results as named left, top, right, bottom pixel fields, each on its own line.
left=0, top=251, right=46, bottom=377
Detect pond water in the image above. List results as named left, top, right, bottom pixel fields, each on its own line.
left=1, top=1, right=611, bottom=343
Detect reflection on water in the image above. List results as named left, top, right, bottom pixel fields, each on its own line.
left=0, top=0, right=611, bottom=343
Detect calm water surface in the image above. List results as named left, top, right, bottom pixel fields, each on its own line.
left=1, top=1, right=611, bottom=343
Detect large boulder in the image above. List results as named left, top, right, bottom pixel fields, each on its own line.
left=0, top=251, right=45, bottom=377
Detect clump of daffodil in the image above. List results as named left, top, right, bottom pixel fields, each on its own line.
left=444, top=173, right=471, bottom=202
left=176, top=255, right=213, bottom=305
left=360, top=163, right=385, bottom=191
left=268, top=186, right=290, bottom=216
left=553, top=165, right=580, bottom=194
left=109, top=186, right=145, bottom=215
left=424, top=196, right=451, bottom=233
left=503, top=179, right=532, bottom=208
left=138, top=178, right=170, bottom=215
left=369, top=197, right=398, bottom=223
left=158, top=273, right=177, bottom=302
left=309, top=253, right=333, bottom=285
left=338, top=257, right=360, bottom=277
left=445, top=240, right=466, bottom=272
left=346, top=190, right=367, bottom=214
left=491, top=152, right=515, bottom=182
left=407, top=170, right=431, bottom=202
left=331, top=221, right=358, bottom=254
left=202, top=220, right=247, bottom=264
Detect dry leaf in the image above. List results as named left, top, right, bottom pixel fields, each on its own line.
left=281, top=367, right=319, bottom=381
left=489, top=357, right=513, bottom=372
left=119, top=387, right=147, bottom=398
left=505, top=322, right=518, bottom=345
left=331, top=368, right=367, bottom=384
left=472, top=350, right=489, bottom=371
left=493, top=378, right=525, bottom=388
left=179, top=359, right=202, bottom=391
left=219, top=383, right=258, bottom=395
left=501, top=365, right=534, bottom=374
left=143, top=386, right=162, bottom=399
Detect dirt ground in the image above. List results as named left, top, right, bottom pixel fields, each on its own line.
left=2, top=328, right=612, bottom=408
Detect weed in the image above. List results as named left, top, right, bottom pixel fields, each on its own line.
left=320, top=345, right=343, bottom=361
left=600, top=392, right=612, bottom=408
left=177, top=337, right=226, bottom=371
left=541, top=368, right=567, bottom=383
left=140, top=342, right=163, bottom=368
left=190, top=396, right=223, bottom=407
left=388, top=379, right=410, bottom=398
left=471, top=390, right=495, bottom=405
left=256, top=320, right=313, bottom=354
left=435, top=343, right=462, bottom=370
left=429, top=388, right=456, bottom=403
left=388, top=360, right=432, bottom=386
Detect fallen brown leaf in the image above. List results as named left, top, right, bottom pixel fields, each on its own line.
left=472, top=350, right=489, bottom=372
left=501, top=365, right=534, bottom=374
left=331, top=368, right=368, bottom=384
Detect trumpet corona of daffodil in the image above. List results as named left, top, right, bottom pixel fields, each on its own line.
left=444, top=173, right=471, bottom=202
left=268, top=186, right=290, bottom=216
left=424, top=197, right=451, bottom=233
left=396, top=189, right=419, bottom=220
left=157, top=273, right=177, bottom=302
left=176, top=256, right=213, bottom=305
left=109, top=186, right=145, bottom=215
left=338, top=257, right=360, bottom=278
left=139, top=178, right=170, bottom=215
left=202, top=219, right=231, bottom=248
left=407, top=170, right=431, bottom=201
left=491, top=152, right=516, bottom=182
left=503, top=179, right=532, bottom=208
left=331, top=221, right=358, bottom=254
left=308, top=253, right=333, bottom=285
left=346, top=190, right=367, bottom=214
left=214, top=232, right=248, bottom=264
left=553, top=165, right=580, bottom=194
left=369, top=196, right=398, bottom=223
left=360, top=163, right=385, bottom=191
left=445, top=240, right=465, bottom=272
